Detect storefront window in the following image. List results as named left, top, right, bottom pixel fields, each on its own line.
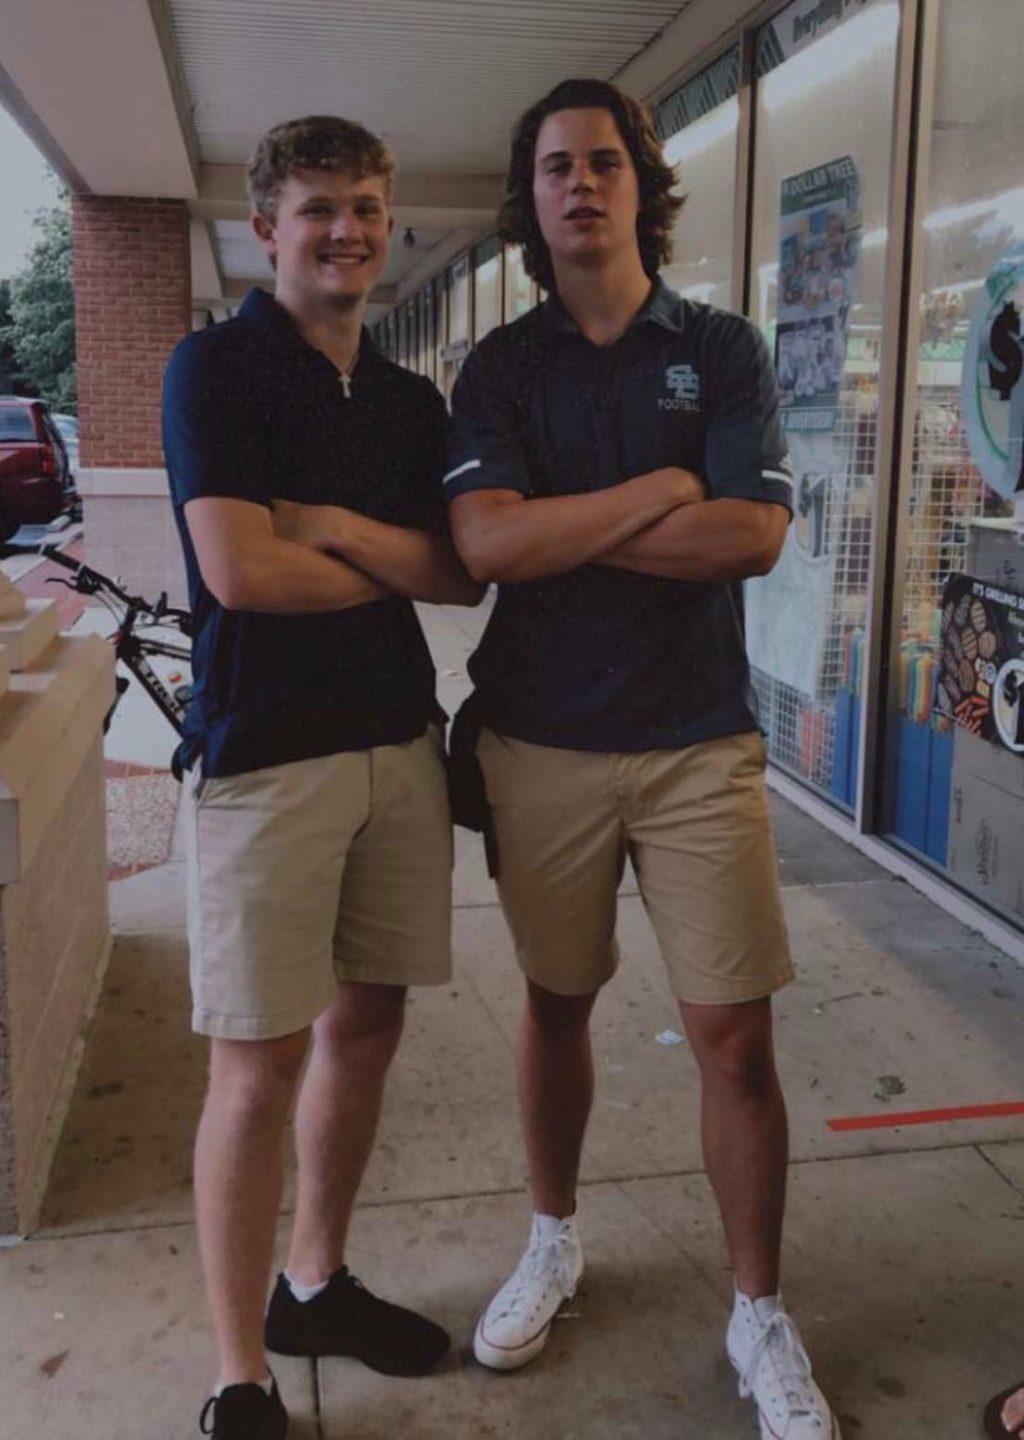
left=443, top=255, right=471, bottom=399
left=882, top=0, right=1023, bottom=923
left=419, top=285, right=434, bottom=382
left=504, top=244, right=535, bottom=321
left=433, top=275, right=447, bottom=385
left=744, top=0, right=900, bottom=809
left=657, top=46, right=740, bottom=308
left=474, top=236, right=503, bottom=342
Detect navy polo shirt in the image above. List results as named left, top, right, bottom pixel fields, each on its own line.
left=444, top=278, right=793, bottom=752
left=162, top=288, right=445, bottom=777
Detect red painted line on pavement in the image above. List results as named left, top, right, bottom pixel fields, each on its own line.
left=828, top=1101, right=1024, bottom=1132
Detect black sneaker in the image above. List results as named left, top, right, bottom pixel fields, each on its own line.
left=199, top=1377, right=288, bottom=1438
left=264, top=1267, right=450, bottom=1375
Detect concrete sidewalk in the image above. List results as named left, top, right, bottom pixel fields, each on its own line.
left=2, top=600, right=1023, bottom=1439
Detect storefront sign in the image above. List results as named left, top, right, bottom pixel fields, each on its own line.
left=935, top=573, right=1024, bottom=754
left=775, top=155, right=861, bottom=433
left=757, top=0, right=878, bottom=69
left=961, top=239, right=1024, bottom=512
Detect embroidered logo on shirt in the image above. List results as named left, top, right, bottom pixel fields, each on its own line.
left=659, top=364, right=701, bottom=411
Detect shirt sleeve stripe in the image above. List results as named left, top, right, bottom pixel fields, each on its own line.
left=762, top=468, right=794, bottom=487
left=443, top=458, right=482, bottom=486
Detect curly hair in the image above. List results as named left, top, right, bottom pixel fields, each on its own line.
left=247, top=115, right=395, bottom=221
left=498, top=78, right=684, bottom=293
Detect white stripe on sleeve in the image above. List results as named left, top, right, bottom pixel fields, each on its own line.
left=443, top=458, right=483, bottom=486
left=762, top=468, right=794, bottom=487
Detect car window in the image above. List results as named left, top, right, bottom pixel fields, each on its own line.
left=54, top=416, right=78, bottom=441
left=0, top=409, right=35, bottom=441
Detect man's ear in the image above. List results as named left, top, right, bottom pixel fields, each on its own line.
left=252, top=210, right=276, bottom=258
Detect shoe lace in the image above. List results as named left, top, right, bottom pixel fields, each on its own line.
left=739, top=1308, right=816, bottom=1415
left=499, top=1234, right=574, bottom=1317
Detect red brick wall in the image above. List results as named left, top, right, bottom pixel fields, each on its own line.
left=72, top=198, right=191, bottom=468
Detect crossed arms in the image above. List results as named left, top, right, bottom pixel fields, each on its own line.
left=448, top=467, right=790, bottom=586
left=184, top=496, right=484, bottom=614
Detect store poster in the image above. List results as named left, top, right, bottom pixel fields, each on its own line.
left=935, top=574, right=1024, bottom=754
left=962, top=238, right=1024, bottom=528
left=776, top=155, right=861, bottom=432
left=746, top=156, right=861, bottom=699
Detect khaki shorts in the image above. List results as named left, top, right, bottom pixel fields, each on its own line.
left=477, top=728, right=792, bottom=1006
left=185, top=728, right=452, bottom=1040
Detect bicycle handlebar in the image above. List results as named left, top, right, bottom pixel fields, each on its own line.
left=39, top=544, right=192, bottom=630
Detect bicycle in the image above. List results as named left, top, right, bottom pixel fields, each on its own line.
left=36, top=544, right=193, bottom=736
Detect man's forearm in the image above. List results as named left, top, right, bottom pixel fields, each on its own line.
left=318, top=509, right=484, bottom=605
left=223, top=534, right=390, bottom=614
left=599, top=499, right=790, bottom=583
left=450, top=467, right=699, bottom=584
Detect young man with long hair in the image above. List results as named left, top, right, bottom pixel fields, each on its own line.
left=163, top=115, right=480, bottom=1439
left=445, top=78, right=839, bottom=1438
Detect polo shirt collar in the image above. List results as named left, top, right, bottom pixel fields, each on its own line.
left=238, top=286, right=383, bottom=371
left=542, top=276, right=685, bottom=337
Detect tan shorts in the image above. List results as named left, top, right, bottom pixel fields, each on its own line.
left=184, top=728, right=453, bottom=1040
left=477, top=728, right=792, bottom=1006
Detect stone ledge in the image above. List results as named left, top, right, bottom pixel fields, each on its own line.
left=0, top=600, right=60, bottom=672
left=0, top=636, right=116, bottom=883
left=75, top=468, right=169, bottom=498
left=0, top=575, right=25, bottom=622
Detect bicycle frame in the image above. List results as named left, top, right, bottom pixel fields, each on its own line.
left=32, top=544, right=193, bottom=737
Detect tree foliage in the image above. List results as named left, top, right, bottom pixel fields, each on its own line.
left=0, top=280, right=26, bottom=395
left=2, top=198, right=76, bottom=411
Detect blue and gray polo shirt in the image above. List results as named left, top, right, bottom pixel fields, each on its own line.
left=444, top=278, right=793, bottom=752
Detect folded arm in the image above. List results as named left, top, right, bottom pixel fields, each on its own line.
left=272, top=501, right=484, bottom=606
left=185, top=496, right=391, bottom=614
left=599, top=497, right=791, bottom=582
left=448, top=466, right=704, bottom=584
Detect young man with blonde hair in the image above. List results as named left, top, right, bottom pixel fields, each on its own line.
left=163, top=115, right=480, bottom=1439
left=446, top=78, right=840, bottom=1438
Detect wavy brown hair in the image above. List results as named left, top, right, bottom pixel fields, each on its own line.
left=498, top=78, right=684, bottom=293
left=248, top=115, right=395, bottom=221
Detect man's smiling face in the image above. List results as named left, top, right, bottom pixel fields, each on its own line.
left=253, top=167, right=392, bottom=309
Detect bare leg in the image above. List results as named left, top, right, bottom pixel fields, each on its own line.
left=285, top=982, right=406, bottom=1285
left=678, top=997, right=788, bottom=1299
left=194, top=1029, right=311, bottom=1386
left=520, top=980, right=600, bottom=1218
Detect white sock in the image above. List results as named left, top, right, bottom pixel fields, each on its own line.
left=533, top=1211, right=575, bottom=1242
left=735, top=1289, right=781, bottom=1325
left=285, top=1270, right=329, bottom=1303
left=215, top=1372, right=273, bottom=1397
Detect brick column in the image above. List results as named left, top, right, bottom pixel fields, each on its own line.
left=71, top=197, right=191, bottom=602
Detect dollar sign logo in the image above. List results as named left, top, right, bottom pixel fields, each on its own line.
left=988, top=300, right=1023, bottom=401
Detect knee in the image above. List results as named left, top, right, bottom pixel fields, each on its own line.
left=316, top=992, right=405, bottom=1077
left=525, top=983, right=597, bottom=1039
left=208, top=1031, right=309, bottom=1129
left=697, top=1030, right=779, bottom=1099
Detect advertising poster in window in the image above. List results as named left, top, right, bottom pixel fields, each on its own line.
left=776, top=156, right=861, bottom=432
left=746, top=156, right=861, bottom=699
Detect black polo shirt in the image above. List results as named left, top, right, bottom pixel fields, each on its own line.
left=162, top=288, right=445, bottom=777
left=444, top=278, right=793, bottom=752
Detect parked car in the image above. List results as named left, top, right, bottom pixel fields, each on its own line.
left=52, top=412, right=80, bottom=474
left=0, top=396, right=79, bottom=541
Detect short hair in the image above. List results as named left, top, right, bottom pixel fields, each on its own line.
left=498, top=78, right=684, bottom=293
left=247, top=115, right=395, bottom=220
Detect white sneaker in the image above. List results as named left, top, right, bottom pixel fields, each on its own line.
left=726, top=1292, right=841, bottom=1439
left=473, top=1213, right=584, bottom=1371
